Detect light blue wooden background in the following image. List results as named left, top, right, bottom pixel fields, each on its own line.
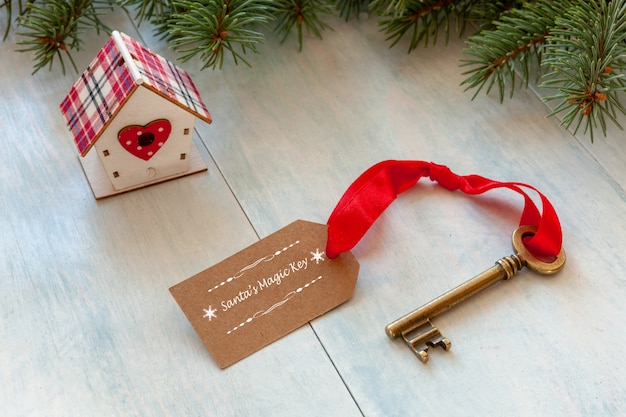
left=1, top=8, right=624, bottom=417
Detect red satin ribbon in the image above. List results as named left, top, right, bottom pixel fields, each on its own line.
left=326, top=160, right=563, bottom=260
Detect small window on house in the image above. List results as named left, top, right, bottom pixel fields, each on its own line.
left=113, top=171, right=120, bottom=178
left=103, top=149, right=110, bottom=157
left=183, top=128, right=190, bottom=135
left=180, top=153, right=187, bottom=160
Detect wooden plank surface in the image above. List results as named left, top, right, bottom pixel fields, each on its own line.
left=2, top=8, right=625, bottom=417
left=0, top=12, right=361, bottom=417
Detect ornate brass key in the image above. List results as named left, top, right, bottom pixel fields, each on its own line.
left=385, top=225, right=566, bottom=363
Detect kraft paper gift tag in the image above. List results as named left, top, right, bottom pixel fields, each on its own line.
left=170, top=220, right=359, bottom=368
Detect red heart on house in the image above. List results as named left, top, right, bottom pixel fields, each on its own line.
left=118, top=119, right=172, bottom=161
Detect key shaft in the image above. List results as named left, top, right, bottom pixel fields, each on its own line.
left=385, top=254, right=523, bottom=339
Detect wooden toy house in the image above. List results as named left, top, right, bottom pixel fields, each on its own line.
left=60, top=30, right=212, bottom=198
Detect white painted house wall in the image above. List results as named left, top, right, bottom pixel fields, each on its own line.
left=94, top=86, right=195, bottom=190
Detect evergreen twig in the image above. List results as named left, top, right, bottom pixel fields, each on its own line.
left=2, top=0, right=24, bottom=40
left=118, top=0, right=175, bottom=24
left=334, top=0, right=368, bottom=21
left=272, top=0, right=334, bottom=51
left=118, top=0, right=182, bottom=41
left=369, top=0, right=405, bottom=17
left=377, top=0, right=468, bottom=51
left=169, top=0, right=272, bottom=69
left=541, top=0, right=626, bottom=141
left=464, top=1, right=526, bottom=29
left=15, top=0, right=113, bottom=74
left=460, top=0, right=572, bottom=101
left=2, top=0, right=625, bottom=141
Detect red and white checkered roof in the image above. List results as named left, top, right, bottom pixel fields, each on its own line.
left=60, top=31, right=212, bottom=156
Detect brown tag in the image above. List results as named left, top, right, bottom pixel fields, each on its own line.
left=169, top=220, right=360, bottom=368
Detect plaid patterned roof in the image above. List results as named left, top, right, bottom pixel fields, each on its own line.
left=59, top=37, right=135, bottom=156
left=60, top=32, right=212, bottom=157
left=120, top=33, right=212, bottom=125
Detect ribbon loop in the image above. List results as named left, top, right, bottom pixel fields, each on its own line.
left=326, top=160, right=562, bottom=260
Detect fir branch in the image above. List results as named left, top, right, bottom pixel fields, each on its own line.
left=15, top=0, right=114, bottom=74
left=378, top=0, right=472, bottom=52
left=2, top=0, right=25, bottom=40
left=169, top=0, right=272, bottom=69
left=120, top=0, right=186, bottom=42
left=117, top=0, right=177, bottom=24
left=464, top=0, right=526, bottom=29
left=541, top=0, right=626, bottom=141
left=3, top=0, right=626, bottom=143
left=369, top=0, right=405, bottom=17
left=460, top=0, right=572, bottom=102
left=335, top=0, right=369, bottom=21
left=272, top=0, right=334, bottom=51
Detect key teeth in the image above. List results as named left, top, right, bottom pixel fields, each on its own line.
left=403, top=320, right=451, bottom=363
left=413, top=337, right=451, bottom=363
left=437, top=337, right=452, bottom=351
